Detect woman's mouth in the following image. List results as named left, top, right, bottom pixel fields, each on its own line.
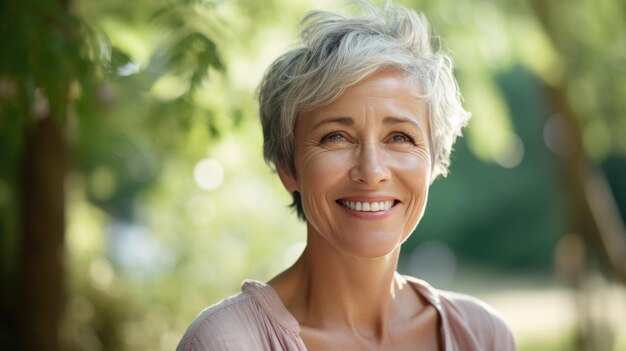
left=337, top=199, right=397, bottom=212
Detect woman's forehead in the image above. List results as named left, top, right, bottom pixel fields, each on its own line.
left=298, top=71, right=429, bottom=129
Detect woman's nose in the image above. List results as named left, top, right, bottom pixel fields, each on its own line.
left=349, top=142, right=391, bottom=185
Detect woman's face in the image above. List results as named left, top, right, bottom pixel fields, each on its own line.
left=279, top=70, right=432, bottom=259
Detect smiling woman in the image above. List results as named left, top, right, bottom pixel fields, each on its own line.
left=177, top=2, right=515, bottom=350
left=278, top=71, right=432, bottom=260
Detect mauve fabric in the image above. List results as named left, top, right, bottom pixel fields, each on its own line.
left=177, top=277, right=516, bottom=351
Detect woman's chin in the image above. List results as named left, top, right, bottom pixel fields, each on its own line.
left=334, top=230, right=404, bottom=260
left=306, top=220, right=410, bottom=259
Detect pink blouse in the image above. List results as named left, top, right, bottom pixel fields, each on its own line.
left=177, top=277, right=516, bottom=350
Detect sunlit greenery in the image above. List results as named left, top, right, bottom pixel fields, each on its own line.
left=1, top=0, right=625, bottom=350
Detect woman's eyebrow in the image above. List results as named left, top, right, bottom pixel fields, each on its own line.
left=383, top=116, right=425, bottom=132
left=311, top=116, right=354, bottom=131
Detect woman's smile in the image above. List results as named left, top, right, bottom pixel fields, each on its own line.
left=277, top=70, right=432, bottom=258
left=337, top=199, right=397, bottom=212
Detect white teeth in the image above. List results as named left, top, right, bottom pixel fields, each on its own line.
left=340, top=200, right=395, bottom=212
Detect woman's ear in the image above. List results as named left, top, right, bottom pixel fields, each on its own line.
left=276, top=164, right=299, bottom=193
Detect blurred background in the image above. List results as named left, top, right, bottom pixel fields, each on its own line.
left=1, top=0, right=625, bottom=350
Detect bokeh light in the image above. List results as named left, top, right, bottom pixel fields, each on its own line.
left=193, top=158, right=224, bottom=190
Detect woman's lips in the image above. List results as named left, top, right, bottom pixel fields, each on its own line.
left=337, top=199, right=396, bottom=212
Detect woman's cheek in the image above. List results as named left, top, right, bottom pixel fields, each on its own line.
left=304, top=150, right=349, bottom=178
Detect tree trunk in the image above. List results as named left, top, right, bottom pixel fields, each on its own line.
left=546, top=81, right=626, bottom=283
left=18, top=115, right=66, bottom=351
left=530, top=0, right=626, bottom=284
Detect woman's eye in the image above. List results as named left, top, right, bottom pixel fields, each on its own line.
left=322, top=132, right=346, bottom=142
left=390, top=133, right=413, bottom=143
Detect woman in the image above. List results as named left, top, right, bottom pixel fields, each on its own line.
left=178, top=2, right=516, bottom=350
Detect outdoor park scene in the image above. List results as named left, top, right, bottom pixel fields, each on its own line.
left=1, top=0, right=625, bottom=350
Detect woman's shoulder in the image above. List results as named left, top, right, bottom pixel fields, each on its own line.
left=437, top=289, right=510, bottom=329
left=176, top=280, right=304, bottom=351
left=176, top=291, right=255, bottom=351
left=403, top=276, right=516, bottom=350
left=438, top=290, right=516, bottom=350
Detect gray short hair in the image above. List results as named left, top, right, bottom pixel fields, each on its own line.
left=258, top=2, right=470, bottom=220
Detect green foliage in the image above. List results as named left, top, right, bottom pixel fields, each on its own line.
left=2, top=0, right=625, bottom=350
left=528, top=0, right=626, bottom=159
left=1, top=0, right=225, bottom=349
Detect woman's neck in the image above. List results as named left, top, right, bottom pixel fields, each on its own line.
left=269, top=228, right=413, bottom=341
